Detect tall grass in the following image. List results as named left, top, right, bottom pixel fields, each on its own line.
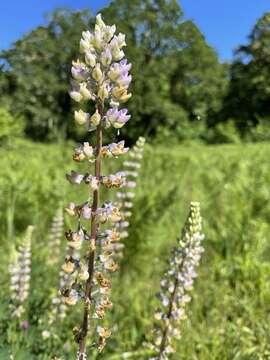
left=0, top=140, right=270, bottom=358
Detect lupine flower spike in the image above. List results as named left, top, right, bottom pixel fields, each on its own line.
left=149, top=202, right=204, bottom=359
left=47, top=208, right=71, bottom=324
left=9, top=226, right=34, bottom=319
left=48, top=207, right=64, bottom=266
left=113, top=136, right=145, bottom=257
left=61, top=13, right=132, bottom=359
left=49, top=244, right=72, bottom=324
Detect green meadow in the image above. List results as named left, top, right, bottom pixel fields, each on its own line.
left=1, top=139, right=270, bottom=359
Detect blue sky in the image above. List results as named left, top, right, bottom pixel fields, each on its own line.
left=0, top=0, right=269, bottom=61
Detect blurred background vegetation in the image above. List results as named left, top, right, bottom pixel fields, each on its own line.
left=1, top=141, right=270, bottom=359
left=1, top=0, right=270, bottom=359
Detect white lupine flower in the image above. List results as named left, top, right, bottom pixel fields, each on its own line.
left=123, top=160, right=141, bottom=169
left=47, top=208, right=64, bottom=266
left=110, top=137, right=145, bottom=259
left=9, top=226, right=34, bottom=318
left=150, top=203, right=204, bottom=358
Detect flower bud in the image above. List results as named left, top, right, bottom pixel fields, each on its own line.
left=108, top=67, right=120, bottom=82
left=110, top=39, right=125, bottom=61
left=90, top=110, right=101, bottom=126
left=65, top=202, right=77, bottom=216
left=74, top=110, right=90, bottom=125
left=96, top=14, right=106, bottom=28
left=101, top=49, right=112, bottom=67
left=80, top=83, right=93, bottom=101
left=85, top=51, right=96, bottom=67
left=112, top=87, right=132, bottom=103
left=93, top=29, right=103, bottom=51
left=112, top=48, right=125, bottom=61
left=83, top=142, right=94, bottom=158
left=80, top=31, right=94, bottom=53
left=119, top=92, right=132, bottom=103
left=92, top=63, right=103, bottom=82
left=112, top=86, right=127, bottom=99
left=70, top=91, right=83, bottom=103
left=80, top=39, right=89, bottom=53
left=104, top=25, right=116, bottom=43
left=116, top=33, right=126, bottom=48
left=98, top=83, right=109, bottom=101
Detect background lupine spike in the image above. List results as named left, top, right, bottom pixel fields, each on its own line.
left=61, top=13, right=132, bottom=359
left=9, top=225, right=34, bottom=319
left=113, top=136, right=145, bottom=258
left=48, top=244, right=79, bottom=325
left=47, top=207, right=64, bottom=266
left=149, top=202, right=204, bottom=359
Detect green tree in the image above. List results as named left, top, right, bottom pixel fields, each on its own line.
left=222, top=12, right=270, bottom=134
left=0, top=8, right=93, bottom=140
left=103, top=0, right=227, bottom=140
left=1, top=2, right=227, bottom=142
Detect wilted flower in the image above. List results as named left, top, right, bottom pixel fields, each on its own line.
left=62, top=257, right=76, bottom=274
left=65, top=229, right=85, bottom=250
left=101, top=172, right=125, bottom=188
left=64, top=289, right=79, bottom=306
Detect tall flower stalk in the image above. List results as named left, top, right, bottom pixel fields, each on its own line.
left=60, top=14, right=132, bottom=359
left=150, top=202, right=204, bottom=359
left=9, top=225, right=34, bottom=319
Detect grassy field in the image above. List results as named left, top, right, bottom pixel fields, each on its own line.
left=0, top=139, right=270, bottom=359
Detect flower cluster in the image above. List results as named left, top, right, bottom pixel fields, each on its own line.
left=70, top=13, right=132, bottom=132
left=67, top=171, right=126, bottom=190
left=61, top=13, right=132, bottom=359
left=9, top=226, right=34, bottom=318
left=149, top=202, right=204, bottom=359
left=47, top=207, right=64, bottom=266
left=112, top=137, right=145, bottom=257
left=73, top=141, right=128, bottom=162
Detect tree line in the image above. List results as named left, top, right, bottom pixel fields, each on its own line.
left=0, top=0, right=269, bottom=143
